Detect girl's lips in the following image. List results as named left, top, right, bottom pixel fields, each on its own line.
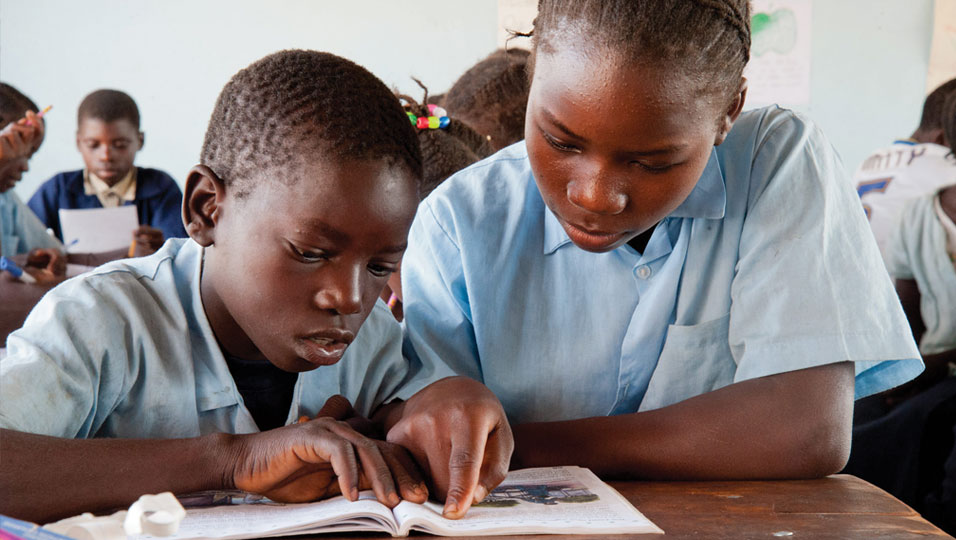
left=563, top=221, right=627, bottom=252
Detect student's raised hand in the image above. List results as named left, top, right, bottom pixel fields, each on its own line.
left=230, top=398, right=427, bottom=507
left=385, top=376, right=513, bottom=519
left=131, top=225, right=165, bottom=256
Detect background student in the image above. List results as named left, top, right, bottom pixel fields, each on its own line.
left=0, top=82, right=65, bottom=279
left=0, top=50, right=510, bottom=523
left=854, top=78, right=956, bottom=261
left=844, top=92, right=956, bottom=535
left=400, top=0, right=921, bottom=481
left=27, top=89, right=187, bottom=257
left=441, top=48, right=530, bottom=152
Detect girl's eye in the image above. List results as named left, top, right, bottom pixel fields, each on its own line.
left=542, top=131, right=579, bottom=153
left=631, top=160, right=674, bottom=173
left=291, top=245, right=327, bottom=263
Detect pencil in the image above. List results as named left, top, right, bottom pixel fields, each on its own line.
left=127, top=240, right=137, bottom=258
left=24, top=105, right=52, bottom=127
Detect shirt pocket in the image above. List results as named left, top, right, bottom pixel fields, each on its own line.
left=639, top=313, right=736, bottom=412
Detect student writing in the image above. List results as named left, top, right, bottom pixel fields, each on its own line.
left=0, top=50, right=510, bottom=523
left=27, top=89, right=187, bottom=257
left=400, top=0, right=922, bottom=480
left=0, top=82, right=65, bottom=280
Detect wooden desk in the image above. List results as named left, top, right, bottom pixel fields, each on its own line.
left=0, top=279, right=54, bottom=344
left=309, top=475, right=950, bottom=539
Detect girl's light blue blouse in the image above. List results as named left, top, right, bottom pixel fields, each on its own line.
left=401, top=106, right=923, bottom=425
left=0, top=238, right=421, bottom=437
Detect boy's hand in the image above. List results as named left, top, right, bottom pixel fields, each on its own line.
left=385, top=376, right=513, bottom=519
left=26, top=248, right=66, bottom=278
left=131, top=226, right=165, bottom=257
left=231, top=406, right=427, bottom=507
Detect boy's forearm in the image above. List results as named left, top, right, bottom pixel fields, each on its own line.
left=512, top=362, right=854, bottom=480
left=0, top=429, right=237, bottom=522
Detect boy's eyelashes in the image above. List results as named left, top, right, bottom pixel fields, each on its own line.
left=287, top=242, right=398, bottom=277
left=83, top=141, right=131, bottom=151
left=289, top=243, right=329, bottom=263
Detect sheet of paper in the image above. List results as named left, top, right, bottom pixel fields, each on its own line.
left=744, top=0, right=813, bottom=107
left=58, top=206, right=138, bottom=254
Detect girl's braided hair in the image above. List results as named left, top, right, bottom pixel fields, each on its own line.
left=398, top=82, right=492, bottom=199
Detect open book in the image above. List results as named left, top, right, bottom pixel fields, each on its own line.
left=137, top=466, right=663, bottom=538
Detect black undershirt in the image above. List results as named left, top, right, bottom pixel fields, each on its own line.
left=225, top=353, right=298, bottom=431
left=628, top=222, right=658, bottom=254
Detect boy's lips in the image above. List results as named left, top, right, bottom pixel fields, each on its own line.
left=297, top=329, right=355, bottom=366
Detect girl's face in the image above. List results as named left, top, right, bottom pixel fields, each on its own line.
left=525, top=47, right=742, bottom=253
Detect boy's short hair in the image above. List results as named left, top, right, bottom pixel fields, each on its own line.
left=0, top=82, right=39, bottom=127
left=77, top=89, right=141, bottom=129
left=442, top=48, right=531, bottom=150
left=201, top=49, right=423, bottom=198
left=918, top=78, right=956, bottom=133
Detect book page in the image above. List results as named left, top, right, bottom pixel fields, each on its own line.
left=58, top=205, right=138, bottom=253
left=132, top=492, right=397, bottom=540
left=393, top=466, right=663, bottom=536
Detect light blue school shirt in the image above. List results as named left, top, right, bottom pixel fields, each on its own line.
left=401, top=106, right=923, bottom=425
left=0, top=238, right=423, bottom=438
left=0, top=189, right=62, bottom=257
left=885, top=192, right=956, bottom=356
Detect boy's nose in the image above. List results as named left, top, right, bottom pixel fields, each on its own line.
left=567, top=172, right=627, bottom=216
left=313, top=268, right=363, bottom=315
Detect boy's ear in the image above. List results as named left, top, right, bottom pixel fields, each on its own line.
left=714, top=77, right=748, bottom=146
left=138, top=131, right=145, bottom=150
left=182, top=164, right=226, bottom=247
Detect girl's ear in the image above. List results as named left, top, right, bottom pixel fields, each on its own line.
left=715, top=77, right=748, bottom=146
left=182, top=164, right=226, bottom=247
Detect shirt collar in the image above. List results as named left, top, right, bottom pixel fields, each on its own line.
left=83, top=168, right=137, bottom=203
left=543, top=148, right=726, bottom=255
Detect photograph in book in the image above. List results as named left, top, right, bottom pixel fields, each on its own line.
left=129, top=466, right=663, bottom=538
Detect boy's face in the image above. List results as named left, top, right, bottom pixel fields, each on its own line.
left=76, top=117, right=143, bottom=186
left=193, top=156, right=419, bottom=372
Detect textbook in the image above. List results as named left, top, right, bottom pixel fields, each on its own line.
left=138, top=466, right=663, bottom=538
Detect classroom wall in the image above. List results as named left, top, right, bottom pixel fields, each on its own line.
left=0, top=0, right=942, bottom=203
left=0, top=0, right=498, bottom=201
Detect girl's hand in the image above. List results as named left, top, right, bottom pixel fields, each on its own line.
left=385, top=376, right=513, bottom=519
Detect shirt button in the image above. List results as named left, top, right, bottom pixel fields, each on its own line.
left=636, top=265, right=651, bottom=279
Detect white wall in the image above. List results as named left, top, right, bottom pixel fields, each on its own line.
left=799, top=0, right=937, bottom=175
left=1, top=0, right=497, bottom=200
left=0, top=0, right=943, bottom=201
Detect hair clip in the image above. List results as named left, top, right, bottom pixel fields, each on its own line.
left=408, top=111, right=450, bottom=130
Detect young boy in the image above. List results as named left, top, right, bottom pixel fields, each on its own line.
left=27, top=89, right=186, bottom=256
left=0, top=50, right=510, bottom=523
left=0, top=82, right=64, bottom=274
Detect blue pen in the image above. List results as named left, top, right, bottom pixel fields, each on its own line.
left=0, top=256, right=37, bottom=284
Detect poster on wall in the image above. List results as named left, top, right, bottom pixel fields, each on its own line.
left=926, top=0, right=956, bottom=93
left=497, top=0, right=536, bottom=49
left=743, top=0, right=813, bottom=107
